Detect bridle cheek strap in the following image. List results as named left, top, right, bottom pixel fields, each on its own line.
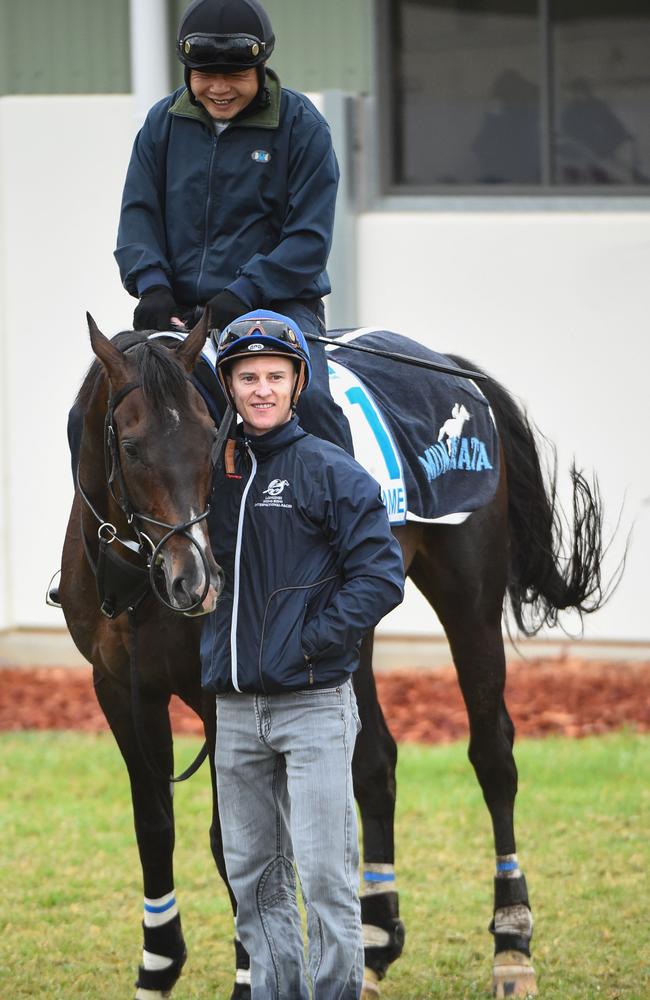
left=105, top=381, right=142, bottom=519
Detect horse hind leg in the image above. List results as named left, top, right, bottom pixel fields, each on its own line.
left=200, top=688, right=252, bottom=1000
left=445, top=627, right=536, bottom=999
left=409, top=523, right=537, bottom=998
left=352, top=634, right=405, bottom=998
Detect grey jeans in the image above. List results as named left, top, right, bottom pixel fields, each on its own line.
left=215, top=679, right=363, bottom=1000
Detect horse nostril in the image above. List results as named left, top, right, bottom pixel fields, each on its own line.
left=172, top=577, right=192, bottom=606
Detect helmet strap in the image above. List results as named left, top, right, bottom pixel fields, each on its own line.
left=185, top=66, right=199, bottom=105
left=184, top=65, right=268, bottom=111
left=218, top=369, right=236, bottom=410
left=290, top=361, right=307, bottom=411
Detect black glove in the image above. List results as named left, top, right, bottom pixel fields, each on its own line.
left=181, top=305, right=207, bottom=330
left=206, top=290, right=249, bottom=332
left=133, top=285, right=180, bottom=331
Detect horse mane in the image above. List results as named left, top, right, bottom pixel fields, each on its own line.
left=75, top=331, right=191, bottom=418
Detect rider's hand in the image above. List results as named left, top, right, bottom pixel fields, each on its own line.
left=181, top=305, right=205, bottom=330
left=133, top=285, right=180, bottom=331
left=206, top=290, right=248, bottom=332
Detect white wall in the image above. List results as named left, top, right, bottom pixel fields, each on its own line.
left=0, top=97, right=136, bottom=629
left=0, top=95, right=647, bottom=640
left=360, top=212, right=650, bottom=640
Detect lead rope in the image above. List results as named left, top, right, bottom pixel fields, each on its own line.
left=128, top=606, right=209, bottom=784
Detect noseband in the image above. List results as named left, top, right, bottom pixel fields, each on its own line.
left=79, top=379, right=214, bottom=616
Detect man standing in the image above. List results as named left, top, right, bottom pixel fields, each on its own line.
left=202, top=311, right=404, bottom=999
left=115, top=0, right=352, bottom=452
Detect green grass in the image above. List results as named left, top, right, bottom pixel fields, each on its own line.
left=1, top=731, right=649, bottom=998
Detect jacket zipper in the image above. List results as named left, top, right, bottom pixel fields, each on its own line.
left=230, top=446, right=257, bottom=692
left=196, top=133, right=218, bottom=304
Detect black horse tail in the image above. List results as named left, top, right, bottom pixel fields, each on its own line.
left=448, top=355, right=613, bottom=636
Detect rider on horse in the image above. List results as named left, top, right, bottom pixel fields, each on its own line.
left=115, top=0, right=352, bottom=454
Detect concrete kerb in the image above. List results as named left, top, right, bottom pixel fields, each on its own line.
left=2, top=627, right=650, bottom=672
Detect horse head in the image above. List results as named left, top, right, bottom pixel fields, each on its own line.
left=86, top=311, right=224, bottom=616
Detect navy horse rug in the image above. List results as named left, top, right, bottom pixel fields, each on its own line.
left=324, top=328, right=499, bottom=526
left=159, top=327, right=500, bottom=527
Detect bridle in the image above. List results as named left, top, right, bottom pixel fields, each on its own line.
left=78, top=377, right=224, bottom=616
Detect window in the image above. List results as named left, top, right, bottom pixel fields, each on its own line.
left=379, top=0, right=650, bottom=192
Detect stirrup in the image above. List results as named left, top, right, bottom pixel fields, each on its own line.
left=46, top=570, right=62, bottom=608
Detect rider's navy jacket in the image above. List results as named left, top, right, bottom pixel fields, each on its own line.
left=115, top=71, right=339, bottom=308
left=200, top=416, right=404, bottom=694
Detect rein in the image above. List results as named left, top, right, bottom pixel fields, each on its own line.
left=128, top=605, right=209, bottom=784
left=78, top=374, right=221, bottom=784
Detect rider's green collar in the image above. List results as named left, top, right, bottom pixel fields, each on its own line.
left=170, top=70, right=281, bottom=130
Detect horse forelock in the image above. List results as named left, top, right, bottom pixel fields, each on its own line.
left=75, top=332, right=190, bottom=418
left=130, top=340, right=191, bottom=418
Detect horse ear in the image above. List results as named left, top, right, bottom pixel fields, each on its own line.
left=87, top=312, right=128, bottom=386
left=176, top=309, right=209, bottom=373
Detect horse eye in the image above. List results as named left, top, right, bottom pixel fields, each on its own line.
left=122, top=441, right=138, bottom=460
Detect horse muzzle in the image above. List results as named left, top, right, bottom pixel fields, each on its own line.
left=181, top=571, right=223, bottom=617
left=160, top=532, right=224, bottom=616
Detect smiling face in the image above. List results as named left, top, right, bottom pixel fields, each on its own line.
left=190, top=67, right=259, bottom=120
left=226, top=354, right=297, bottom=436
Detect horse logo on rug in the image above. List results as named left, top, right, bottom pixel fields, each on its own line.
left=438, top=403, right=471, bottom=454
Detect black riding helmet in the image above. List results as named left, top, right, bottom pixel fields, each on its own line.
left=177, top=0, right=275, bottom=104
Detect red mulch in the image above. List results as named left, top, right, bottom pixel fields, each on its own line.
left=2, top=659, right=650, bottom=742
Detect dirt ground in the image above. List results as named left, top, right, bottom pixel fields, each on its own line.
left=2, top=658, right=649, bottom=743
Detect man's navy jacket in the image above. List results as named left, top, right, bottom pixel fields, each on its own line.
left=115, top=71, right=339, bottom=308
left=200, top=417, right=405, bottom=694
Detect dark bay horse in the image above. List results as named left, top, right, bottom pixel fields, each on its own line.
left=60, top=313, right=606, bottom=999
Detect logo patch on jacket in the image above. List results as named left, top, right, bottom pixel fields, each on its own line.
left=251, top=149, right=272, bottom=163
left=255, top=479, right=292, bottom=509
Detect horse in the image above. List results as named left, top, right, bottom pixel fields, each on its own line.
left=59, top=311, right=607, bottom=999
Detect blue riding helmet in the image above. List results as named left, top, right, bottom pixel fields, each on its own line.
left=215, top=309, right=312, bottom=407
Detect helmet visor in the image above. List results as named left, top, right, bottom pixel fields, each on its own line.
left=217, top=318, right=301, bottom=352
left=179, top=32, right=267, bottom=67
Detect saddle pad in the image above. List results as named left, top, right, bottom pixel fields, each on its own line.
left=326, top=328, right=500, bottom=526
left=327, top=358, right=407, bottom=525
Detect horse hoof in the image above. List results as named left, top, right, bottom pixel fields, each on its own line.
left=492, top=950, right=537, bottom=998
left=361, top=967, right=381, bottom=998
left=229, top=982, right=251, bottom=1000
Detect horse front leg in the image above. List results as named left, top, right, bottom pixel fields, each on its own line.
left=93, top=669, right=187, bottom=999
left=352, top=633, right=405, bottom=999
